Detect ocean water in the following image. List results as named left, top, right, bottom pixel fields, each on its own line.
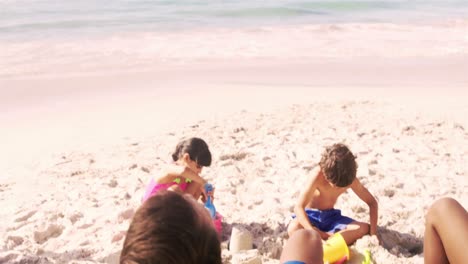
left=1, top=0, right=468, bottom=41
left=1, top=0, right=468, bottom=78
left=1, top=1, right=467, bottom=177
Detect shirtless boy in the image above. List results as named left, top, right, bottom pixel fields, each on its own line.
left=287, top=143, right=378, bottom=245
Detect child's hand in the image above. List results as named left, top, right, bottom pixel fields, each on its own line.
left=200, top=186, right=208, bottom=203
left=200, top=186, right=215, bottom=203
left=373, top=232, right=382, bottom=246
left=207, top=187, right=215, bottom=201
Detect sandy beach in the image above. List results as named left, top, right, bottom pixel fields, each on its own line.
left=1, top=59, right=467, bottom=264
left=1, top=12, right=468, bottom=264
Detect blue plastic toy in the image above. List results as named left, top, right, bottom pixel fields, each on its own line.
left=204, top=183, right=217, bottom=219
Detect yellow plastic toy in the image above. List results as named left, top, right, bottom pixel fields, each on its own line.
left=361, top=249, right=371, bottom=264
left=323, top=233, right=349, bottom=264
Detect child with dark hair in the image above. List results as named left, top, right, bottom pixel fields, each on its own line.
left=120, top=191, right=222, bottom=264
left=287, top=143, right=378, bottom=245
left=142, top=137, right=212, bottom=203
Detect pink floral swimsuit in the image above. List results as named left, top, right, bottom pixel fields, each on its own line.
left=142, top=177, right=191, bottom=202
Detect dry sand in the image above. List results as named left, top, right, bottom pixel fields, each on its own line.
left=1, top=72, right=467, bottom=264
left=1, top=21, right=467, bottom=261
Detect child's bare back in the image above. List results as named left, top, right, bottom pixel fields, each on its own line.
left=142, top=137, right=212, bottom=203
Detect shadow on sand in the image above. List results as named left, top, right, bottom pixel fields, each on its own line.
left=378, top=226, right=423, bottom=257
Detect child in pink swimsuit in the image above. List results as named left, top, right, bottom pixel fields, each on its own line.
left=142, top=137, right=212, bottom=203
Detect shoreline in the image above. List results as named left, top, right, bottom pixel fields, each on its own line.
left=1, top=19, right=467, bottom=262
left=2, top=55, right=467, bottom=107
left=2, top=19, right=468, bottom=79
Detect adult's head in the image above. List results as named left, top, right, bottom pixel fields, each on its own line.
left=120, top=191, right=221, bottom=264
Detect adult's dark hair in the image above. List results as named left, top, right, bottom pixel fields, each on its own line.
left=120, top=191, right=221, bottom=264
left=171, top=137, right=212, bottom=167
left=319, top=143, right=357, bottom=187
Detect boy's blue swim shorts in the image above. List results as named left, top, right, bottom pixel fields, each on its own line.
left=292, top=208, right=354, bottom=233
